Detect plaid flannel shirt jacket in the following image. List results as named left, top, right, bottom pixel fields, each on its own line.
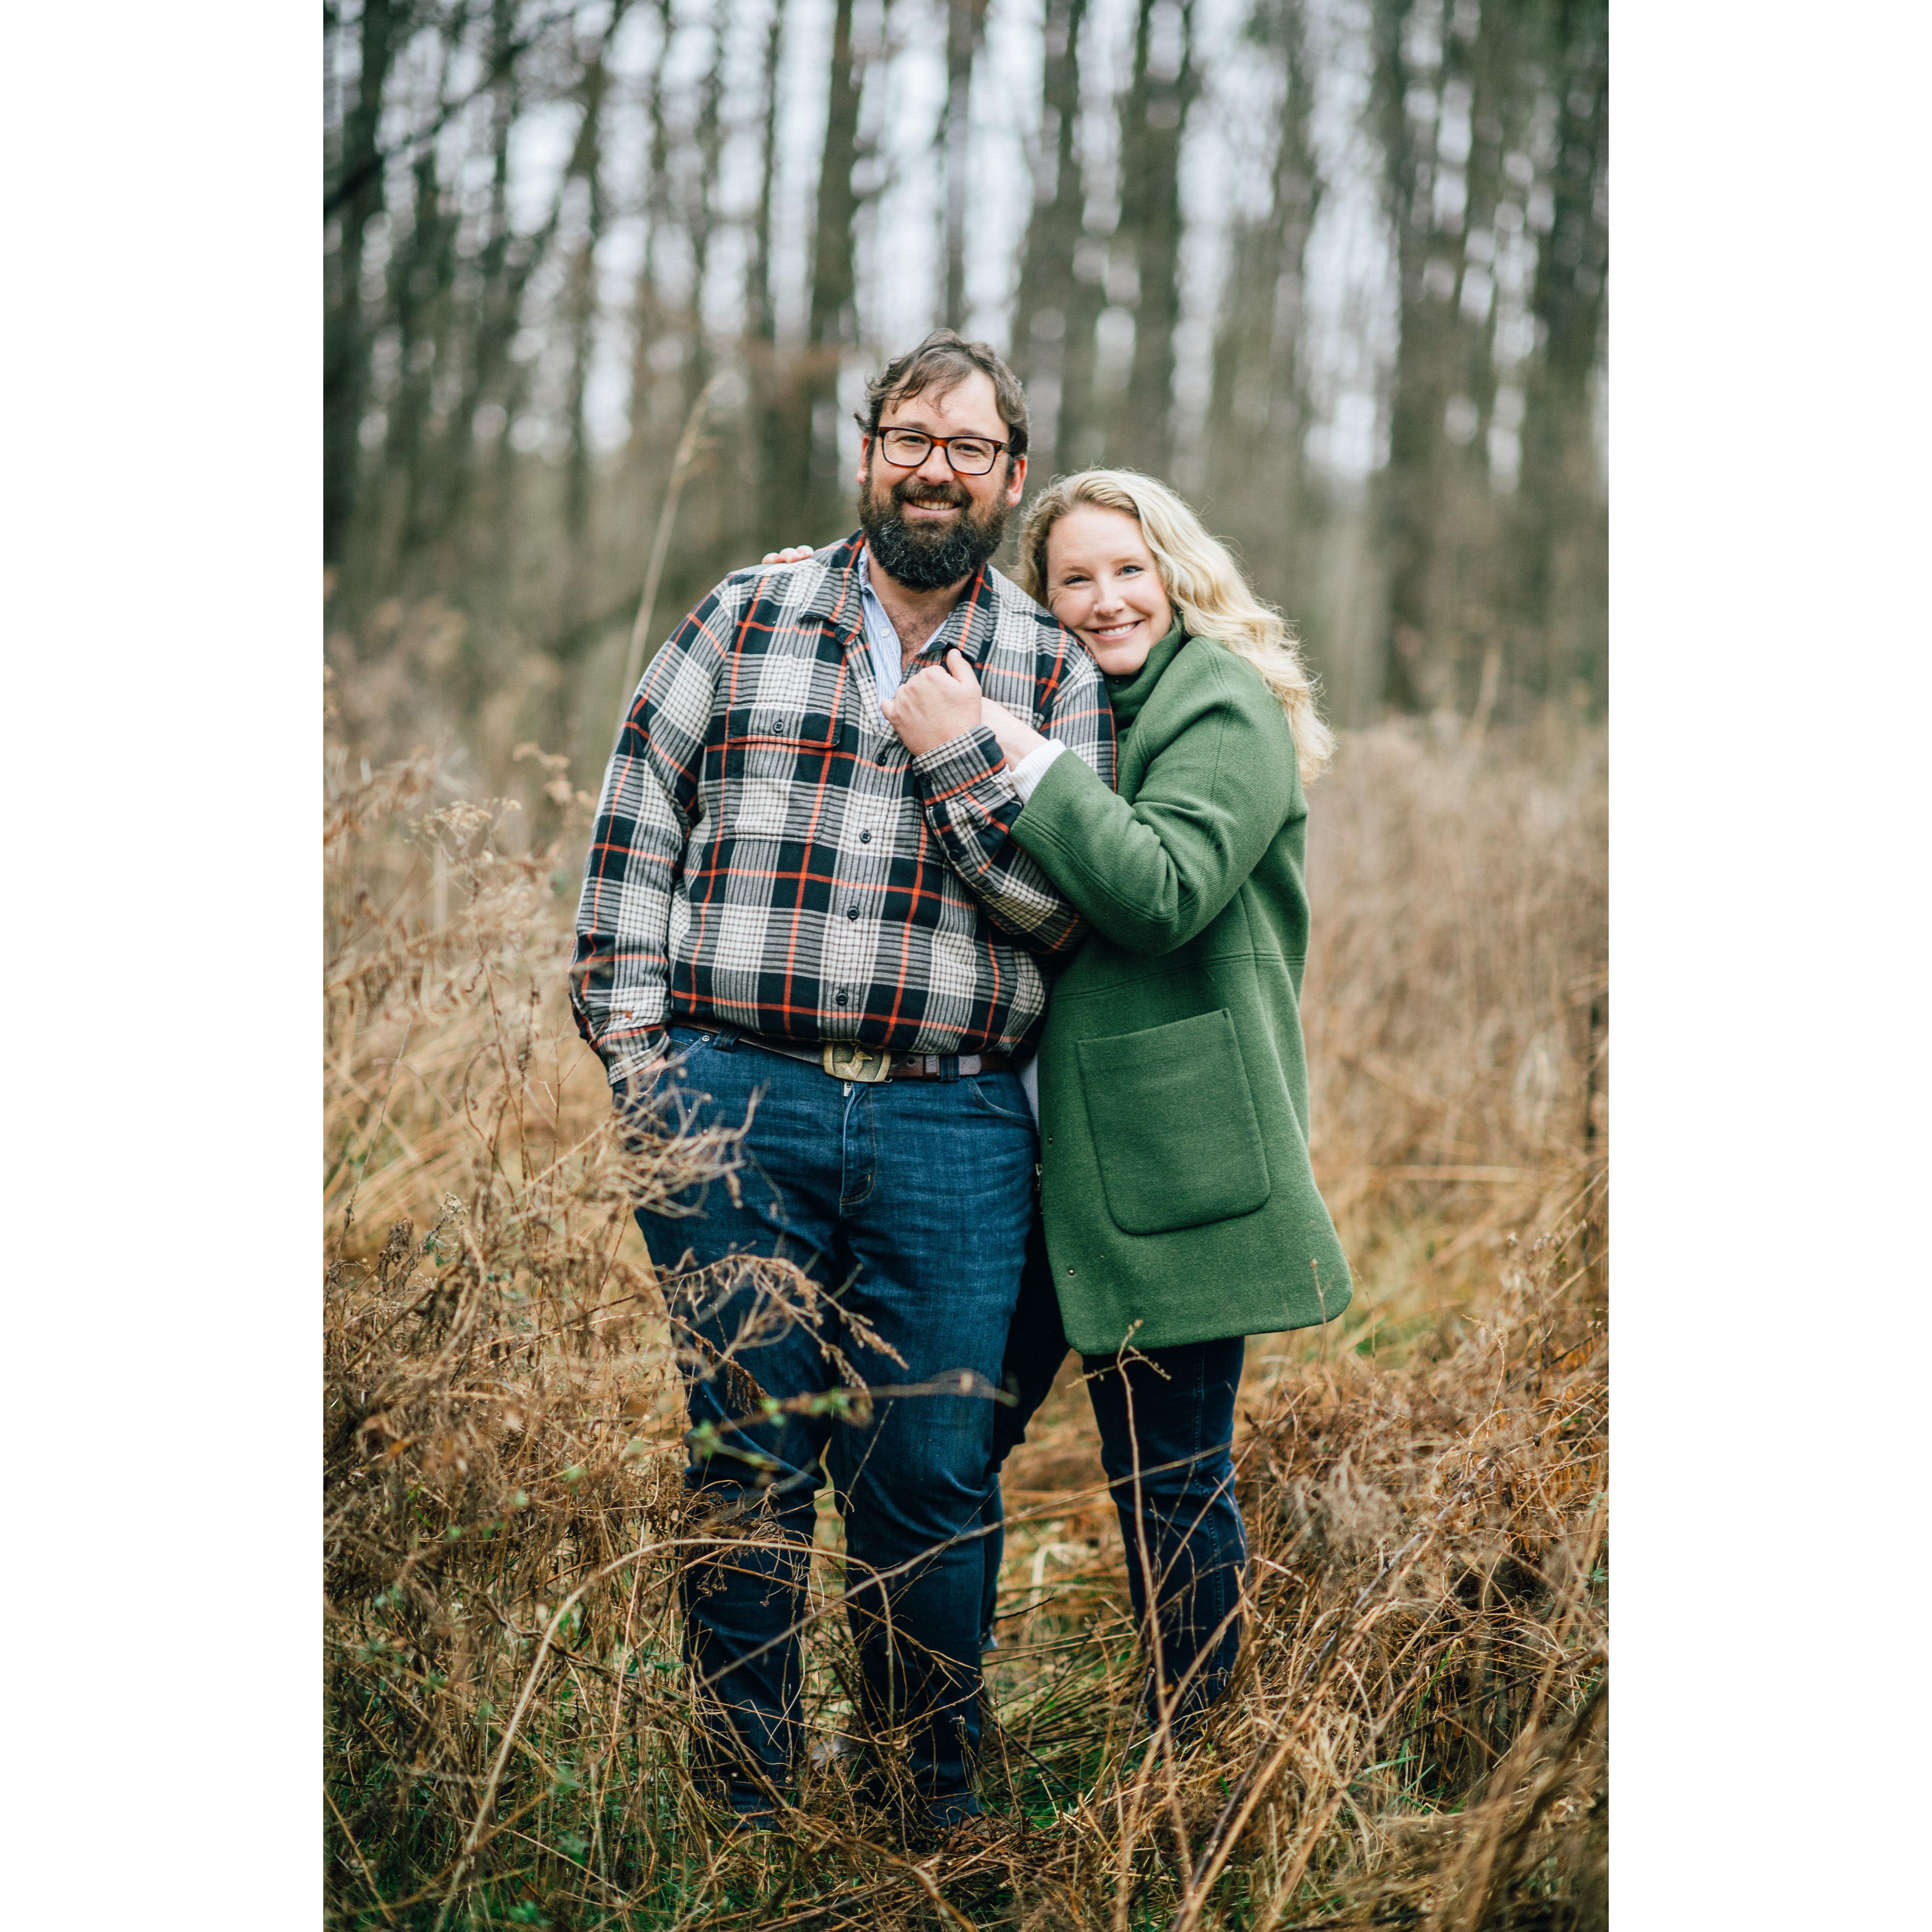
left=570, top=533, right=1116, bottom=1083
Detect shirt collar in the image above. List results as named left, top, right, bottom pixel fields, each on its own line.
left=810, top=531, right=999, bottom=668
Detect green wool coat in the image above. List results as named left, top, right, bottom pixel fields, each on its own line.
left=1015, top=624, right=1352, bottom=1353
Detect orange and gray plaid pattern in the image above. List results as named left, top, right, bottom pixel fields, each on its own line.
left=570, top=533, right=1115, bottom=1081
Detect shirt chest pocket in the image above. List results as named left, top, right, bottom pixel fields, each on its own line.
left=721, top=704, right=839, bottom=750
left=719, top=709, right=841, bottom=837
left=721, top=647, right=845, bottom=745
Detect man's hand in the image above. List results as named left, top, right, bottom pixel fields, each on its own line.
left=604, top=1031, right=671, bottom=1109
left=760, top=544, right=815, bottom=564
left=882, top=649, right=985, bottom=756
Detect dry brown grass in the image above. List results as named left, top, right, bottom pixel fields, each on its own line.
left=323, top=686, right=1606, bottom=1932
left=1301, top=715, right=1607, bottom=1348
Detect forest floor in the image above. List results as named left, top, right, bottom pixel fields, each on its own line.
left=324, top=709, right=1606, bottom=1931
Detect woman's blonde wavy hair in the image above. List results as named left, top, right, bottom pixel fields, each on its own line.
left=1017, top=468, right=1334, bottom=784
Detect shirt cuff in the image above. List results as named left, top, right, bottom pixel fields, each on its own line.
left=908, top=725, right=1016, bottom=805
left=1008, top=738, right=1068, bottom=803
left=597, top=1026, right=669, bottom=1092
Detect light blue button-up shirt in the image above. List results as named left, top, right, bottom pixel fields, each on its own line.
left=859, top=553, right=947, bottom=711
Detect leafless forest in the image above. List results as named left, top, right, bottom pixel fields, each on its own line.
left=325, top=0, right=1605, bottom=789
left=324, top=2, right=1607, bottom=1925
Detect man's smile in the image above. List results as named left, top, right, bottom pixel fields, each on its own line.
left=897, top=486, right=967, bottom=518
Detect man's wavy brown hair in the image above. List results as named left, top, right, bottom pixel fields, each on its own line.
left=856, top=328, right=1030, bottom=465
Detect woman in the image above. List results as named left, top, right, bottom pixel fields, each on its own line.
left=881, top=469, right=1352, bottom=1742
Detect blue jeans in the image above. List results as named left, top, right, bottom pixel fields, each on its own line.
left=627, top=1025, right=1036, bottom=1822
left=984, top=1233, right=1248, bottom=1726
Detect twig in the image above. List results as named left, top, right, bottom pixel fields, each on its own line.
left=907, top=1857, right=977, bottom=1932
left=430, top=1536, right=686, bottom=1932
left=340, top=1019, right=410, bottom=1242
left=1484, top=1677, right=1607, bottom=1892
left=325, top=1786, right=399, bottom=1926
left=621, top=371, right=730, bottom=703
left=1166, top=1486, right=1477, bottom=1932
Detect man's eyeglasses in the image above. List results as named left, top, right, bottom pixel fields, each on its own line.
left=874, top=427, right=1010, bottom=476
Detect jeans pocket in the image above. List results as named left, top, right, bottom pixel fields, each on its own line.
left=966, top=1073, right=1034, bottom=1125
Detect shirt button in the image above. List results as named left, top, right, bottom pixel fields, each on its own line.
left=847, top=906, right=859, bottom=919
left=835, top=992, right=848, bottom=1007
left=860, top=830, right=872, bottom=843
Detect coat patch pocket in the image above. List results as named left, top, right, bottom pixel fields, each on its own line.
left=1076, top=1008, right=1272, bottom=1236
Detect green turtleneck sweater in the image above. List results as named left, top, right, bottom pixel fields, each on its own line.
left=1012, top=625, right=1351, bottom=1351
left=1100, top=618, right=1189, bottom=728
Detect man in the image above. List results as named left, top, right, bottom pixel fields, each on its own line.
left=569, top=331, right=1114, bottom=1836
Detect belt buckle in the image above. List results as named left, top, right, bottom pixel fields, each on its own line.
left=824, top=1042, right=894, bottom=1084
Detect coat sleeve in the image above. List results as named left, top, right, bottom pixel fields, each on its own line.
left=1011, top=648, right=1296, bottom=958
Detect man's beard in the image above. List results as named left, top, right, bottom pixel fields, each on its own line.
left=860, top=469, right=1011, bottom=592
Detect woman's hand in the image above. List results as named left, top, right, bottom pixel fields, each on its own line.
left=979, top=695, right=1048, bottom=767
left=760, top=544, right=815, bottom=564
left=881, top=649, right=985, bottom=756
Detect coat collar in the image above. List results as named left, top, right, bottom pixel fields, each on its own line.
left=1103, top=618, right=1189, bottom=728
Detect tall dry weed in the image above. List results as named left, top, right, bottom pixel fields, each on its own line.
left=1301, top=716, right=1607, bottom=1340
left=324, top=695, right=1606, bottom=1931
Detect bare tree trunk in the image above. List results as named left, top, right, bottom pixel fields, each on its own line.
left=1518, top=0, right=1607, bottom=707
left=556, top=2, right=630, bottom=633
left=562, top=5, right=630, bottom=572
left=436, top=0, right=522, bottom=571
left=324, top=0, right=402, bottom=575
left=387, top=22, right=472, bottom=591
left=1370, top=0, right=1446, bottom=713
left=1204, top=0, right=1321, bottom=600
left=388, top=139, right=457, bottom=583
left=681, top=11, right=730, bottom=412
left=1012, top=0, right=1095, bottom=475
left=804, top=0, right=865, bottom=524
left=625, top=0, right=678, bottom=474
left=1369, top=0, right=1561, bottom=717
left=1370, top=0, right=1488, bottom=712
left=943, top=0, right=990, bottom=331
left=748, top=0, right=805, bottom=544
left=1109, top=0, right=1198, bottom=478
left=749, top=3, right=784, bottom=355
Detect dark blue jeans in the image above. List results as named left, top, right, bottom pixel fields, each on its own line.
left=985, top=1232, right=1248, bottom=1727
left=627, top=1025, right=1036, bottom=1823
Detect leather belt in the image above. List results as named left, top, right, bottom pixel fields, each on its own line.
left=678, top=1019, right=1013, bottom=1085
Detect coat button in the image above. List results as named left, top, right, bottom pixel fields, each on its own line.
left=1066, top=1266, right=1075, bottom=1276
